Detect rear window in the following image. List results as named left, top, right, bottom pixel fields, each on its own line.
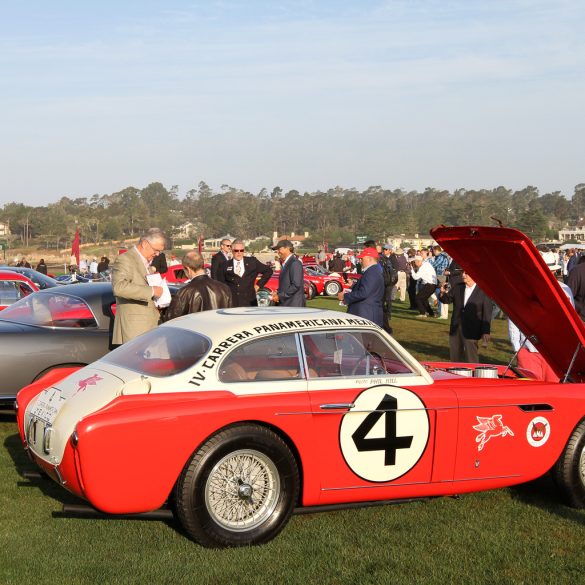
left=103, top=327, right=211, bottom=377
left=0, top=292, right=97, bottom=328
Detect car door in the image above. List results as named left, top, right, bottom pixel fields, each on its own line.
left=301, top=328, right=457, bottom=505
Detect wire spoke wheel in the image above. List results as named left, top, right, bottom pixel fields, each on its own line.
left=175, top=424, right=299, bottom=547
left=205, top=449, right=280, bottom=531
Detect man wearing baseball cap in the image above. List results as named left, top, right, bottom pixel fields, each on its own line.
left=271, top=240, right=306, bottom=307
left=337, top=247, right=384, bottom=327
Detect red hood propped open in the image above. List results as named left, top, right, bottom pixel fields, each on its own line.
left=431, top=225, right=585, bottom=382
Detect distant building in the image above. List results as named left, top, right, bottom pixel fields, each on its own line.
left=272, top=231, right=309, bottom=249
left=0, top=221, right=10, bottom=237
left=204, top=234, right=237, bottom=251
left=385, top=234, right=436, bottom=250
left=174, top=222, right=197, bottom=238
left=559, top=226, right=585, bottom=242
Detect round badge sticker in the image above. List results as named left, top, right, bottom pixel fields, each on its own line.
left=526, top=416, right=550, bottom=447
left=339, top=385, right=429, bottom=482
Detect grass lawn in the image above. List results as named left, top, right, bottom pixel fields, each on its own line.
left=1, top=299, right=584, bottom=585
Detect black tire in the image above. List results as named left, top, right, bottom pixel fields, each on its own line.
left=324, top=280, right=342, bottom=296
left=309, top=283, right=318, bottom=299
left=553, top=419, right=585, bottom=507
left=174, top=424, right=299, bottom=547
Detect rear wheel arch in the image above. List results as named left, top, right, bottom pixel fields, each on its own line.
left=32, top=363, right=86, bottom=383
left=173, top=421, right=302, bottom=547
left=171, top=420, right=305, bottom=505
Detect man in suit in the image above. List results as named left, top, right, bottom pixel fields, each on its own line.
left=222, top=239, right=273, bottom=307
left=439, top=271, right=492, bottom=363
left=111, top=228, right=166, bottom=345
left=211, top=238, right=231, bottom=281
left=271, top=240, right=306, bottom=307
left=337, top=247, right=384, bottom=327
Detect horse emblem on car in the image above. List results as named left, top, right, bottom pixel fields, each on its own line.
left=473, top=414, right=514, bottom=451
left=75, top=374, right=103, bottom=394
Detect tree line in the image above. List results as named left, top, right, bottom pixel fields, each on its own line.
left=2, top=182, right=584, bottom=249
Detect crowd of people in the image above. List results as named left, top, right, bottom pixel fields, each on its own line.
left=66, top=226, right=582, bottom=384
left=111, top=231, right=307, bottom=346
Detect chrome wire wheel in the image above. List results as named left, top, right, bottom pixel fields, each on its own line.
left=204, top=449, right=280, bottom=532
left=579, top=445, right=585, bottom=487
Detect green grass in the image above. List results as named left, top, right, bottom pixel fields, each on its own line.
left=1, top=300, right=584, bottom=585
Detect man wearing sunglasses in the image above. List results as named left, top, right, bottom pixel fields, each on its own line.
left=112, top=228, right=167, bottom=345
left=222, top=239, right=273, bottom=307
left=211, top=238, right=232, bottom=282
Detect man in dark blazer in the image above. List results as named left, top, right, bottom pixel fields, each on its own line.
left=272, top=240, right=306, bottom=307
left=338, top=247, right=384, bottom=327
left=439, top=271, right=492, bottom=363
left=210, top=238, right=231, bottom=281
left=222, top=239, right=273, bottom=307
left=567, top=256, right=585, bottom=320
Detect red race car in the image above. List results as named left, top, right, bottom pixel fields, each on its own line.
left=161, top=263, right=211, bottom=283
left=16, top=225, right=585, bottom=548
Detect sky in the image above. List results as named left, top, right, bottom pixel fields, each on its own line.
left=1, top=0, right=584, bottom=206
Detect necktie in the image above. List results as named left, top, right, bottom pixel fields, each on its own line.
left=236, top=262, right=243, bottom=276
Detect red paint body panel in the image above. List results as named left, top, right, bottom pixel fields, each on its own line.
left=70, top=390, right=322, bottom=513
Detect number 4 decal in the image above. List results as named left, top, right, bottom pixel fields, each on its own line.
left=340, top=386, right=430, bottom=483
left=352, top=394, right=413, bottom=466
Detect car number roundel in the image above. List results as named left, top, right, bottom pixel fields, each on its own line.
left=339, top=385, right=430, bottom=482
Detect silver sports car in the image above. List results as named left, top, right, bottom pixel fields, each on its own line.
left=0, top=283, right=116, bottom=407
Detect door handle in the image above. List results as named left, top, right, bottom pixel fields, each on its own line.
left=319, top=403, right=355, bottom=410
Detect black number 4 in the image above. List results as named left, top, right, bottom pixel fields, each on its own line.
left=352, top=394, right=413, bottom=466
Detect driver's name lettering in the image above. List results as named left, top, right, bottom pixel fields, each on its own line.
left=352, top=394, right=414, bottom=466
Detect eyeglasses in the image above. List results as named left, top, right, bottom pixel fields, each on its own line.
left=233, top=248, right=245, bottom=253
left=146, top=240, right=165, bottom=255
left=222, top=243, right=231, bottom=248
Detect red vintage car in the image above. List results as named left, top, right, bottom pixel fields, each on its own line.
left=15, top=225, right=585, bottom=548
left=256, top=274, right=313, bottom=305
left=161, top=263, right=211, bottom=283
left=0, top=270, right=38, bottom=310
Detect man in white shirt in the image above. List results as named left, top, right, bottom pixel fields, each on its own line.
left=410, top=255, right=438, bottom=318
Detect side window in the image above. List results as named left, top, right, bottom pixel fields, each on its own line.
left=0, top=281, right=22, bottom=307
left=219, top=334, right=301, bottom=383
left=302, top=330, right=414, bottom=379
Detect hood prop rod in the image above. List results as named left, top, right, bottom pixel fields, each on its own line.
left=502, top=335, right=532, bottom=377
left=562, top=342, right=582, bottom=384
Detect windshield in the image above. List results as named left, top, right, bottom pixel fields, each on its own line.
left=103, top=327, right=211, bottom=377
left=0, top=292, right=98, bottom=327
left=301, top=330, right=414, bottom=378
left=305, top=265, right=329, bottom=275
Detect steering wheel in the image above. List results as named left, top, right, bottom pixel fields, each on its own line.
left=351, top=352, right=385, bottom=376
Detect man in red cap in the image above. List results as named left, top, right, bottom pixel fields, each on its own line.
left=337, top=247, right=384, bottom=327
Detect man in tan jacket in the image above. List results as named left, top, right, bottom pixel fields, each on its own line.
left=112, top=228, right=166, bottom=345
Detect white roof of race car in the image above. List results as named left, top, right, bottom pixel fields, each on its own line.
left=162, top=307, right=377, bottom=342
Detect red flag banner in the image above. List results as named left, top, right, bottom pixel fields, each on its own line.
left=71, top=229, right=80, bottom=266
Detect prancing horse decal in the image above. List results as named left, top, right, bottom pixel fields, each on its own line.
left=473, top=414, right=514, bottom=451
